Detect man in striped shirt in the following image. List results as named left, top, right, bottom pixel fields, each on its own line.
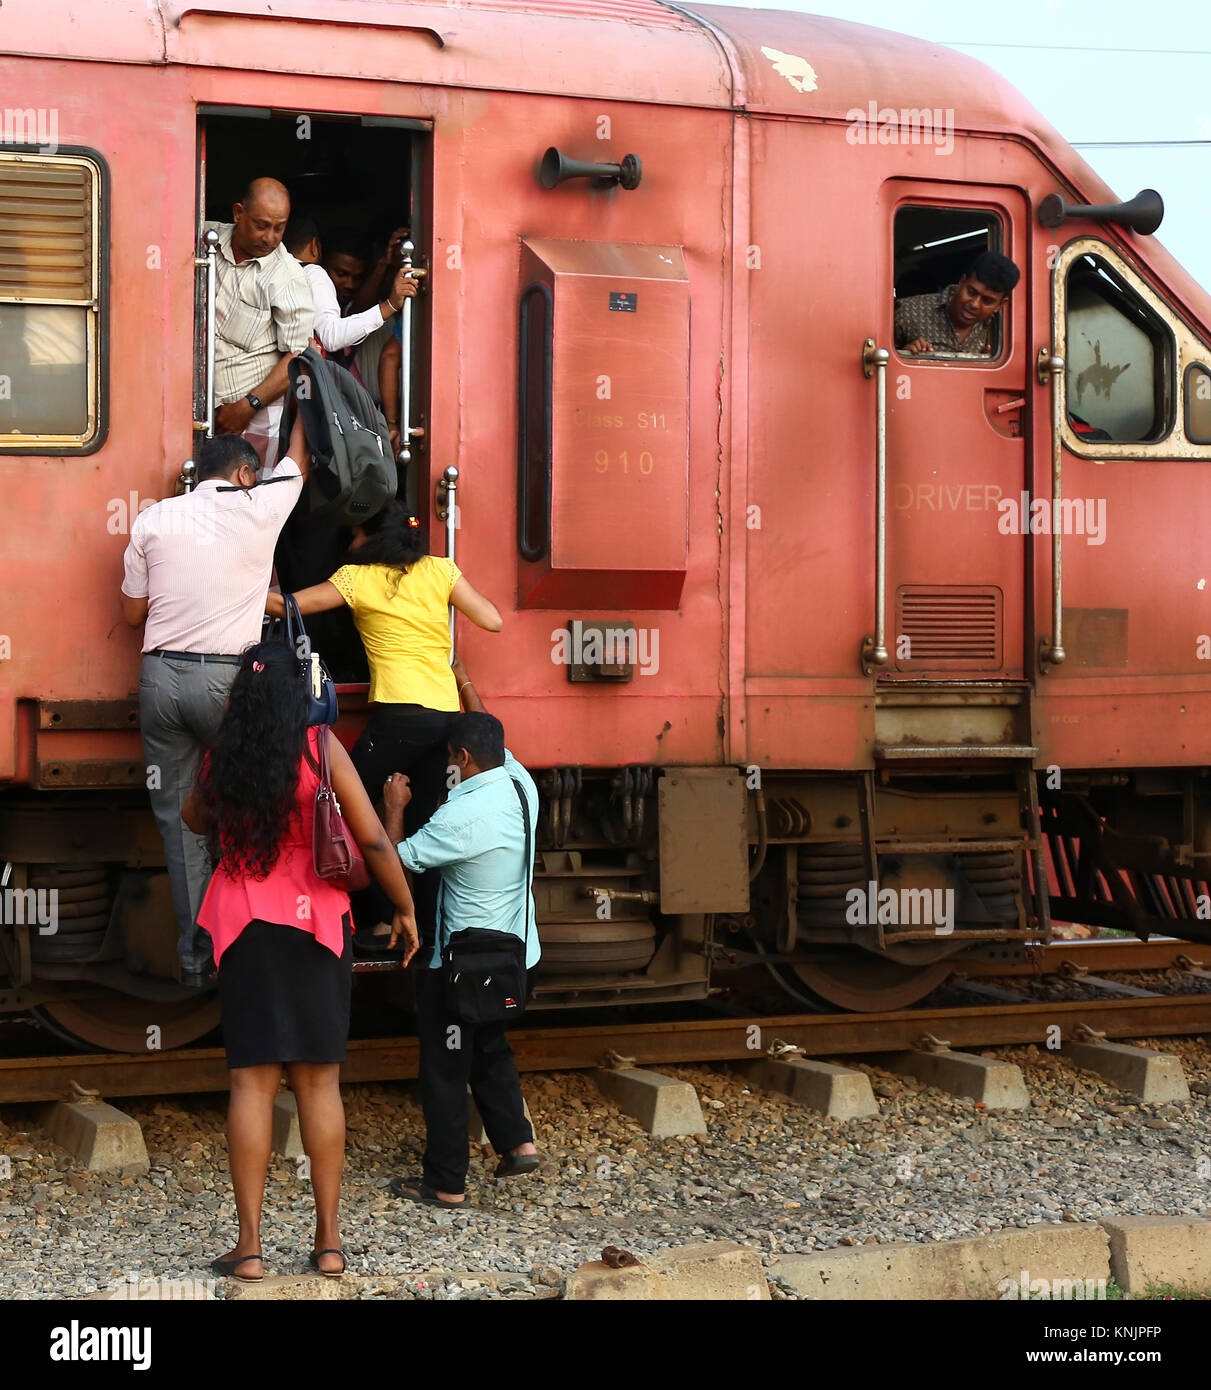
left=206, top=178, right=314, bottom=467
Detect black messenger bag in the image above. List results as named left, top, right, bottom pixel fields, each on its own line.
left=443, top=777, right=534, bottom=1026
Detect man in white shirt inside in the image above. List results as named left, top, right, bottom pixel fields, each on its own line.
left=120, top=411, right=310, bottom=987
left=207, top=178, right=314, bottom=469
left=285, top=216, right=416, bottom=359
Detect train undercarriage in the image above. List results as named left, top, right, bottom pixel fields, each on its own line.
left=5, top=750, right=1211, bottom=1051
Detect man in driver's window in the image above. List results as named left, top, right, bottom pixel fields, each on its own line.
left=895, top=251, right=1020, bottom=357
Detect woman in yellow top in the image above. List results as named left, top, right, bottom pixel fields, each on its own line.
left=266, top=501, right=501, bottom=950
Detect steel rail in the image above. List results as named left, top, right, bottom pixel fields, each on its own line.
left=2, top=990, right=1209, bottom=1105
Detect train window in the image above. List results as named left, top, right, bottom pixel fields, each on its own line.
left=1185, top=365, right=1211, bottom=444
left=893, top=207, right=1006, bottom=360
left=0, top=154, right=102, bottom=449
left=517, top=282, right=553, bottom=561
left=1064, top=254, right=1171, bottom=443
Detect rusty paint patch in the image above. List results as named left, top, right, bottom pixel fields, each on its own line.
left=1062, top=608, right=1129, bottom=668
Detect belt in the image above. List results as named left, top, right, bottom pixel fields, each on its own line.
left=151, top=649, right=241, bottom=665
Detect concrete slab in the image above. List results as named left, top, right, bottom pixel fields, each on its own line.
left=222, top=1271, right=554, bottom=1300
left=272, top=1092, right=303, bottom=1159
left=564, top=1241, right=767, bottom=1300
left=41, top=1100, right=149, bottom=1173
left=562, top=1263, right=664, bottom=1301
left=1101, top=1216, right=1211, bottom=1294
left=877, top=1049, right=1029, bottom=1109
left=1063, top=1039, right=1190, bottom=1102
left=746, top=1057, right=879, bottom=1119
left=467, top=1091, right=534, bottom=1151
left=774, top=1224, right=1110, bottom=1301
left=87, top=1275, right=217, bottom=1300
left=591, top=1067, right=706, bottom=1137
left=647, top=1241, right=770, bottom=1300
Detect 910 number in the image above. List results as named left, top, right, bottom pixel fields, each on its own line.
left=594, top=450, right=654, bottom=474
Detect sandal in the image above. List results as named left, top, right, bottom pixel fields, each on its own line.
left=308, top=1247, right=346, bottom=1278
left=211, top=1253, right=263, bottom=1281
left=388, top=1175, right=466, bottom=1208
left=495, top=1153, right=541, bottom=1181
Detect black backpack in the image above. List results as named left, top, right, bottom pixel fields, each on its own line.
left=280, top=346, right=397, bottom=527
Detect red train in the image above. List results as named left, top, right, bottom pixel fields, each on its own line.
left=3, top=0, right=1211, bottom=1051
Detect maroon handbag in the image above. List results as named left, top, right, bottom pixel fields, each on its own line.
left=311, top=725, right=371, bottom=892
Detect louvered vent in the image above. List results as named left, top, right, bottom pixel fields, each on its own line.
left=0, top=159, right=92, bottom=299
left=895, top=586, right=1002, bottom=671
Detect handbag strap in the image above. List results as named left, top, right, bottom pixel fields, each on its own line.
left=509, top=774, right=534, bottom=954
left=314, top=724, right=333, bottom=791
left=282, top=592, right=305, bottom=657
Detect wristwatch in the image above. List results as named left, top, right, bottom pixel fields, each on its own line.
left=245, top=392, right=263, bottom=412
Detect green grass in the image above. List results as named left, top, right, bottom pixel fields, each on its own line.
left=1107, top=1278, right=1211, bottom=1300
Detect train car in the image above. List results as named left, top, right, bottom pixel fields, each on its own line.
left=3, top=0, right=1211, bottom=1051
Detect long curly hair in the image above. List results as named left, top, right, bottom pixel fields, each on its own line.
left=343, top=500, right=428, bottom=598
left=199, top=641, right=310, bottom=879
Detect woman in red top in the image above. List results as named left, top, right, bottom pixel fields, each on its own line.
left=183, top=641, right=418, bottom=1281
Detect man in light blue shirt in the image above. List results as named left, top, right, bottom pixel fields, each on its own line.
left=381, top=709, right=541, bottom=1207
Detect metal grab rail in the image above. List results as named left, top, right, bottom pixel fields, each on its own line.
left=438, top=464, right=459, bottom=650
left=860, top=339, right=891, bottom=675
left=396, top=240, right=427, bottom=468
left=1037, top=348, right=1068, bottom=668
left=194, top=228, right=219, bottom=439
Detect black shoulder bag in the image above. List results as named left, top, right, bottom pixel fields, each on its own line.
left=442, top=777, right=534, bottom=1025
left=280, top=593, right=338, bottom=727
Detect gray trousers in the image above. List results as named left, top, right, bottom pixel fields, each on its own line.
left=137, top=653, right=238, bottom=975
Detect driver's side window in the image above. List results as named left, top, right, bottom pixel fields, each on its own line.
left=893, top=206, right=1006, bottom=362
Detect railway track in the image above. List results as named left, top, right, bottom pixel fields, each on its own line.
left=2, top=939, right=1209, bottom=1105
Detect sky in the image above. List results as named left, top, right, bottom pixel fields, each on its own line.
left=743, top=0, right=1211, bottom=290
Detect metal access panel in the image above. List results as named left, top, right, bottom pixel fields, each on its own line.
left=658, top=768, right=751, bottom=914
left=519, top=237, right=690, bottom=609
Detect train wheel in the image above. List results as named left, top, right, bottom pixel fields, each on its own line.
left=32, top=991, right=220, bottom=1052
left=776, top=953, right=954, bottom=1013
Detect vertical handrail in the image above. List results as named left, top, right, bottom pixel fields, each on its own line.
left=203, top=228, right=218, bottom=438
left=398, top=240, right=415, bottom=467
left=860, top=339, right=891, bottom=675
left=444, top=464, right=459, bottom=650
left=1037, top=348, right=1068, bottom=668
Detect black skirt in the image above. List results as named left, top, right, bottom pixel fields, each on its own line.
left=218, top=917, right=353, bottom=1069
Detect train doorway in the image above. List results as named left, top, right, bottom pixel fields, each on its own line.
left=882, top=183, right=1032, bottom=684
left=193, top=108, right=432, bottom=681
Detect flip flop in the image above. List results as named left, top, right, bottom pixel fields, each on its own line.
left=211, top=1253, right=263, bottom=1281
left=388, top=1175, right=467, bottom=1208
left=308, top=1247, right=346, bottom=1278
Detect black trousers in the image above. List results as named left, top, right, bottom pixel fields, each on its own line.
left=349, top=704, right=453, bottom=948
left=414, top=967, right=534, bottom=1194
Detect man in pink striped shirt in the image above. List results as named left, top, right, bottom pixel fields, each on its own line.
left=120, top=412, right=309, bottom=987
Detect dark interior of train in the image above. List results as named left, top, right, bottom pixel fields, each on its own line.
left=201, top=112, right=423, bottom=681
left=893, top=205, right=1001, bottom=356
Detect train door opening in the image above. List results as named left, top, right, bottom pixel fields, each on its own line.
left=194, top=108, right=432, bottom=682
left=883, top=186, right=1031, bottom=686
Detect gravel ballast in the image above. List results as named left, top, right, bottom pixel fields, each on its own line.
left=2, top=1038, right=1209, bottom=1299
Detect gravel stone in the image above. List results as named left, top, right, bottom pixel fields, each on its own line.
left=1, top=1040, right=1209, bottom=1297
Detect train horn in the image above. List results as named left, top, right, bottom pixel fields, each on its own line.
left=1037, top=188, right=1164, bottom=235
left=540, top=147, right=643, bottom=191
